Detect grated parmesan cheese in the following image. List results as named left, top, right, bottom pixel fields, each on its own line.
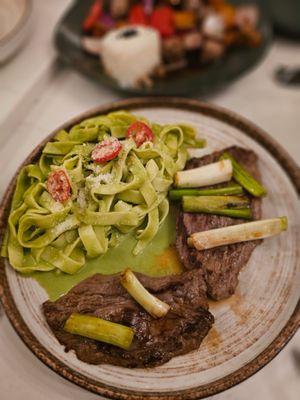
left=50, top=201, right=64, bottom=213
left=88, top=163, right=101, bottom=173
left=56, top=217, right=77, bottom=233
left=86, top=173, right=112, bottom=189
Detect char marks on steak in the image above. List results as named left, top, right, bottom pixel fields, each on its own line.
left=43, top=270, right=214, bottom=368
left=176, top=146, right=262, bottom=300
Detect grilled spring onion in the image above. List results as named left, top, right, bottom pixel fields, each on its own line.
left=120, top=269, right=170, bottom=318
left=188, top=216, right=288, bottom=251
left=169, top=183, right=244, bottom=201
left=182, top=195, right=252, bottom=219
left=182, top=195, right=250, bottom=212
left=220, top=152, right=267, bottom=197
left=174, top=159, right=232, bottom=188
left=184, top=208, right=252, bottom=219
left=64, top=313, right=134, bottom=350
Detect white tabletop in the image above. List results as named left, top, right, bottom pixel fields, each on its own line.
left=0, top=1, right=299, bottom=399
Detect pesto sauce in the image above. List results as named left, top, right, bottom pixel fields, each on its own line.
left=30, top=211, right=183, bottom=301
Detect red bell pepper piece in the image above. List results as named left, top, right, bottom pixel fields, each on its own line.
left=83, top=0, right=103, bottom=32
left=150, top=6, right=175, bottom=37
left=129, top=5, right=149, bottom=25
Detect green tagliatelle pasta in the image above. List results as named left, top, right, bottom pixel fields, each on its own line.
left=2, top=111, right=205, bottom=274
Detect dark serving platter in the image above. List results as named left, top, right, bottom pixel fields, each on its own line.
left=55, top=0, right=272, bottom=96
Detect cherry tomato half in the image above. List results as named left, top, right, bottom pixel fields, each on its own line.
left=46, top=169, right=71, bottom=203
left=91, top=137, right=122, bottom=164
left=126, top=121, right=154, bottom=148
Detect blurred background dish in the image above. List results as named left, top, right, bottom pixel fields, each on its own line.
left=54, top=0, right=272, bottom=96
left=263, top=0, right=300, bottom=38
left=0, top=0, right=32, bottom=64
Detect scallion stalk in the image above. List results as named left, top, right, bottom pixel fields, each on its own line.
left=120, top=269, right=170, bottom=318
left=169, top=183, right=244, bottom=201
left=185, top=207, right=252, bottom=219
left=190, top=208, right=252, bottom=219
left=220, top=152, right=267, bottom=197
left=174, top=160, right=233, bottom=188
left=64, top=313, right=134, bottom=350
left=182, top=195, right=250, bottom=212
left=188, top=216, right=287, bottom=250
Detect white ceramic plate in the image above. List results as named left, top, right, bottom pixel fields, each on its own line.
left=0, top=0, right=32, bottom=63
left=0, top=99, right=299, bottom=399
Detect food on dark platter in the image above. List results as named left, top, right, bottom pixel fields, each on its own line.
left=43, top=269, right=213, bottom=367
left=2, top=111, right=288, bottom=368
left=81, top=0, right=262, bottom=88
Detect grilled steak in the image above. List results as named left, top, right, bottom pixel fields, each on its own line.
left=43, top=270, right=214, bottom=368
left=176, top=146, right=262, bottom=300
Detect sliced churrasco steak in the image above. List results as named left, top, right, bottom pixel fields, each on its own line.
left=43, top=270, right=214, bottom=368
left=176, top=146, right=263, bottom=300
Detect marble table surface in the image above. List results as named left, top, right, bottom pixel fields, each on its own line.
left=0, top=1, right=299, bottom=399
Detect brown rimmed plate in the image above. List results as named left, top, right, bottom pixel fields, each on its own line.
left=0, top=98, right=299, bottom=400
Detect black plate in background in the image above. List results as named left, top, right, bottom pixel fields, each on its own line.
left=54, top=0, right=272, bottom=96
